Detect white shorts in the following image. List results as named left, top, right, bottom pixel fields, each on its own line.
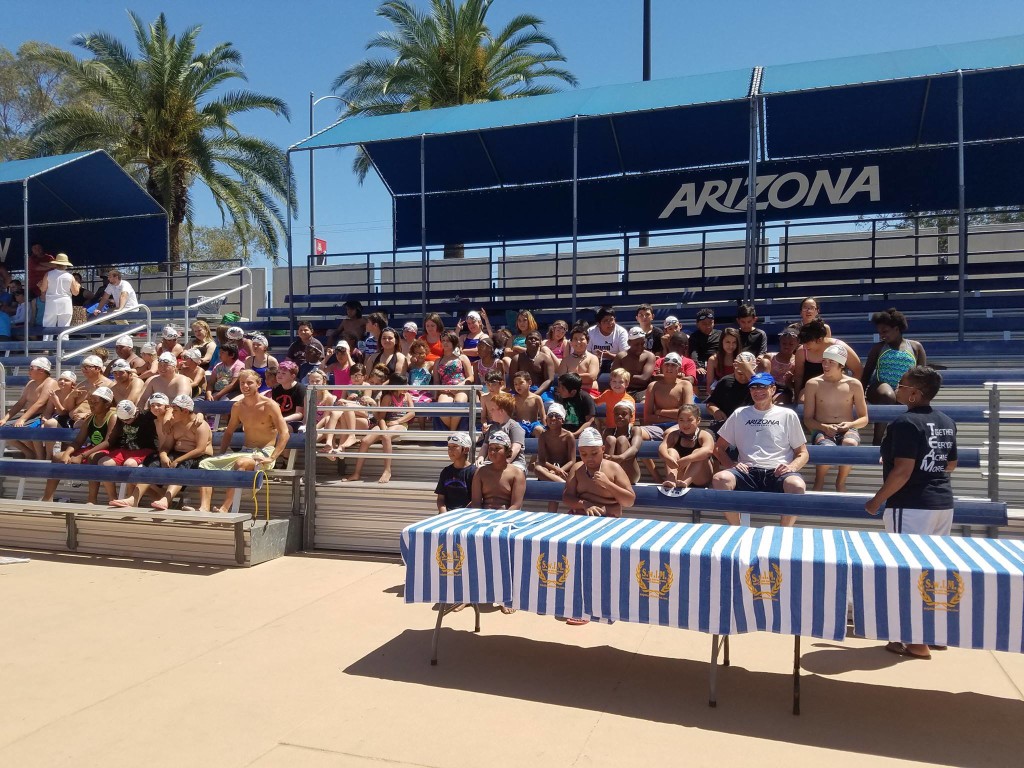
left=884, top=507, right=954, bottom=536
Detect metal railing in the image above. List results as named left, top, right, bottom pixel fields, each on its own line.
left=183, top=266, right=255, bottom=332
left=0, top=361, right=5, bottom=412
left=301, top=383, right=478, bottom=546
left=54, top=304, right=152, bottom=377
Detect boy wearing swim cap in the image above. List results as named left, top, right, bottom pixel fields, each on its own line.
left=535, top=402, right=577, bottom=510
left=435, top=432, right=477, bottom=514
left=470, top=431, right=526, bottom=512
left=601, top=400, right=644, bottom=485
left=802, top=343, right=870, bottom=492
left=562, top=427, right=636, bottom=519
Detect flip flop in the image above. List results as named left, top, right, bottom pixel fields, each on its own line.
left=109, top=498, right=134, bottom=508
left=884, top=641, right=930, bottom=659
left=498, top=605, right=517, bottom=615
left=450, top=603, right=468, bottom=613
left=566, top=617, right=590, bottom=626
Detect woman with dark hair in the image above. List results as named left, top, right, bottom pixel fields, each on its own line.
left=368, top=326, right=408, bottom=376
left=794, top=297, right=832, bottom=337
left=861, top=307, right=927, bottom=444
left=792, top=318, right=862, bottom=403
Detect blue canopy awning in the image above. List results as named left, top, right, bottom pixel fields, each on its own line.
left=0, top=150, right=168, bottom=270
left=291, top=33, right=1024, bottom=248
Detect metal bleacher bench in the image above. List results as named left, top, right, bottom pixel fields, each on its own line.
left=522, top=480, right=1008, bottom=530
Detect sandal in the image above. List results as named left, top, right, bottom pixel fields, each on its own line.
left=884, top=641, right=930, bottom=659
left=498, top=605, right=517, bottom=615
left=566, top=617, right=590, bottom=626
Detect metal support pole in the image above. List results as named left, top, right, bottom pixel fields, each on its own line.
left=571, top=116, right=579, bottom=325
left=309, top=92, right=316, bottom=271
left=22, top=180, right=29, bottom=355
left=302, top=385, right=318, bottom=550
left=743, top=70, right=762, bottom=305
left=420, top=134, right=427, bottom=319
left=956, top=70, right=967, bottom=342
left=987, top=383, right=1001, bottom=539
left=286, top=151, right=296, bottom=338
left=638, top=0, right=651, bottom=248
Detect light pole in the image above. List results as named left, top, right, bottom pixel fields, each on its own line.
left=309, top=93, right=349, bottom=268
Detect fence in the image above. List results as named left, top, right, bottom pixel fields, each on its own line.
left=54, top=304, right=152, bottom=377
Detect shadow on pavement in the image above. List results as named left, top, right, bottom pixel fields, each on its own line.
left=345, top=627, right=1024, bottom=765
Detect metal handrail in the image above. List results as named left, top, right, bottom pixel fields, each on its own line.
left=183, top=266, right=254, bottom=333
left=55, top=304, right=152, bottom=378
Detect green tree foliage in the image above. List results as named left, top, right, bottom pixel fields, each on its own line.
left=0, top=42, right=90, bottom=161
left=181, top=223, right=272, bottom=268
left=27, top=11, right=293, bottom=269
left=333, top=0, right=578, bottom=183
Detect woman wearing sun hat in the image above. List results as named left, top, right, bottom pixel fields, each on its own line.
left=38, top=252, right=80, bottom=337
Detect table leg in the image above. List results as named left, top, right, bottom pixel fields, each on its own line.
left=430, top=603, right=448, bottom=666
left=724, top=635, right=730, bottom=666
left=709, top=634, right=723, bottom=707
left=792, top=634, right=801, bottom=716
left=473, top=603, right=481, bottom=632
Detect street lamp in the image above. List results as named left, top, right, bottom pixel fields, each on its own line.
left=309, top=93, right=349, bottom=267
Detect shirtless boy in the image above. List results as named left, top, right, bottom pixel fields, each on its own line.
left=110, top=358, right=145, bottom=406
left=601, top=400, right=643, bottom=484
left=0, top=357, right=59, bottom=459
left=803, top=344, right=870, bottom=492
left=51, top=355, right=113, bottom=427
left=557, top=327, right=600, bottom=394
left=562, top=427, right=637, bottom=519
left=139, top=352, right=191, bottom=404
left=535, top=403, right=577, bottom=510
left=470, top=431, right=526, bottom=511
left=610, top=327, right=656, bottom=400
left=510, top=331, right=554, bottom=397
left=512, top=371, right=546, bottom=437
left=643, top=352, right=694, bottom=440
left=198, top=370, right=289, bottom=513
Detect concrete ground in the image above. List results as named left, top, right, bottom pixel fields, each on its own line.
left=2, top=548, right=1024, bottom=768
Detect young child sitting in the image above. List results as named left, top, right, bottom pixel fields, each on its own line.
left=435, top=432, right=477, bottom=514
left=512, top=371, right=546, bottom=437
left=601, top=399, right=643, bottom=484
left=659, top=403, right=715, bottom=489
left=593, top=367, right=635, bottom=429
left=533, top=403, right=576, bottom=511
left=479, top=369, right=506, bottom=430
left=553, top=371, right=596, bottom=437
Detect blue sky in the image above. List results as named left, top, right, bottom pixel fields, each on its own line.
left=4, top=0, right=1023, bottom=271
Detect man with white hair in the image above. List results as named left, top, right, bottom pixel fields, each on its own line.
left=562, top=427, right=636, bottom=518
left=139, top=351, right=191, bottom=403
left=0, top=357, right=58, bottom=459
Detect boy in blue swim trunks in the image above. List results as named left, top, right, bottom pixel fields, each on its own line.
left=512, top=371, right=546, bottom=437
left=0, top=356, right=59, bottom=459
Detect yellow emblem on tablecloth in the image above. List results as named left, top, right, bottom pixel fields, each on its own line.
left=536, top=553, right=570, bottom=589
left=435, top=543, right=465, bottom=575
left=745, top=563, right=783, bottom=600
left=919, top=570, right=964, bottom=612
left=636, top=560, right=674, bottom=599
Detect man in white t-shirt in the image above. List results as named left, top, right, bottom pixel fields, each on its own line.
left=92, top=269, right=139, bottom=316
left=587, top=306, right=629, bottom=371
left=711, top=371, right=807, bottom=526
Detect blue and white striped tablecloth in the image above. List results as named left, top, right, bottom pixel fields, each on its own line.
left=845, top=531, right=1024, bottom=652
left=731, top=526, right=850, bottom=641
left=400, top=508, right=548, bottom=606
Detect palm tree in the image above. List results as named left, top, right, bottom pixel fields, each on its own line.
left=333, top=0, right=577, bottom=257
left=28, top=11, right=292, bottom=269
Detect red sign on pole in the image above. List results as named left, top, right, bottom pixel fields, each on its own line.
left=314, top=238, right=328, bottom=256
